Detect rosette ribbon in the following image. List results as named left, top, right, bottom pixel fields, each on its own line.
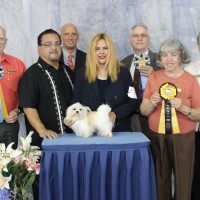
left=133, top=53, right=150, bottom=68
left=0, top=65, right=8, bottom=122
left=158, top=82, right=180, bottom=134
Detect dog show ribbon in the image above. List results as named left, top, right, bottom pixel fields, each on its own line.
left=133, top=53, right=150, bottom=68
left=158, top=82, right=180, bottom=134
left=0, top=65, right=8, bottom=122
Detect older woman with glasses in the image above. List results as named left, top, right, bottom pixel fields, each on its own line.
left=140, top=38, right=200, bottom=200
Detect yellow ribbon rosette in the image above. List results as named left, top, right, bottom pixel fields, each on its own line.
left=158, top=82, right=180, bottom=134
left=133, top=53, right=150, bottom=68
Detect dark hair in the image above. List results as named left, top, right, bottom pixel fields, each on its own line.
left=37, top=29, right=61, bottom=45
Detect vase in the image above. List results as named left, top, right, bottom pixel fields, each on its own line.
left=14, top=186, right=33, bottom=200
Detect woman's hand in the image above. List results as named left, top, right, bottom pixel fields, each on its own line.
left=150, top=93, right=161, bottom=107
left=170, top=97, right=182, bottom=110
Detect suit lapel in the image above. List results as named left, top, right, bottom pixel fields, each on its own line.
left=126, top=54, right=135, bottom=69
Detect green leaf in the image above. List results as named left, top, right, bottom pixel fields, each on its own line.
left=24, top=173, right=36, bottom=190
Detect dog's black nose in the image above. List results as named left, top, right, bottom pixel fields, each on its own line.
left=76, top=111, right=79, bottom=113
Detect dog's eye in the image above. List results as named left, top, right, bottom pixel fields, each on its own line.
left=80, top=109, right=82, bottom=111
left=73, top=108, right=76, bottom=110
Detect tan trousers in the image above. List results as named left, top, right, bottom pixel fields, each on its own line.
left=147, top=131, right=195, bottom=200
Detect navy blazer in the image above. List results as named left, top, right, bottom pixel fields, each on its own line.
left=60, top=49, right=86, bottom=73
left=72, top=67, right=139, bottom=132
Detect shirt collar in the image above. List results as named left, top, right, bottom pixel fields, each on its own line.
left=38, top=57, right=63, bottom=71
left=133, top=49, right=149, bottom=56
left=63, top=48, right=77, bottom=58
left=0, top=52, right=9, bottom=63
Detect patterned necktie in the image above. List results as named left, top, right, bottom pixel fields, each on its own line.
left=67, top=53, right=74, bottom=70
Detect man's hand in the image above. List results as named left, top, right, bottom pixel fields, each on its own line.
left=139, top=65, right=154, bottom=77
left=38, top=129, right=59, bottom=139
left=5, top=109, right=19, bottom=123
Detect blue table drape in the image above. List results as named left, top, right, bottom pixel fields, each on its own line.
left=40, top=132, right=157, bottom=200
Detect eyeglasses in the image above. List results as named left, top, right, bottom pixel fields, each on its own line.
left=131, top=33, right=149, bottom=39
left=40, top=42, right=61, bottom=48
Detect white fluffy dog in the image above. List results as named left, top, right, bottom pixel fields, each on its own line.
left=64, top=102, right=114, bottom=137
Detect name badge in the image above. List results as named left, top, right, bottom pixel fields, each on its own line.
left=7, top=68, right=17, bottom=72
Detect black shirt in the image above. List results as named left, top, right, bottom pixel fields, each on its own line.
left=97, top=78, right=108, bottom=104
left=18, top=58, right=74, bottom=143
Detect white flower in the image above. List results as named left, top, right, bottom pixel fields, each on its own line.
left=0, top=174, right=12, bottom=190
left=20, top=131, right=34, bottom=151
left=0, top=143, right=22, bottom=172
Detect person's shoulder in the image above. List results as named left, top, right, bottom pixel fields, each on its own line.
left=184, top=58, right=200, bottom=71
left=183, top=69, right=197, bottom=79
left=4, top=53, right=25, bottom=65
left=23, top=63, right=39, bottom=75
left=119, top=66, right=131, bottom=77
left=77, top=49, right=86, bottom=56
left=149, top=69, right=164, bottom=79
left=120, top=54, right=134, bottom=63
left=148, top=49, right=157, bottom=55
left=76, top=66, right=86, bottom=76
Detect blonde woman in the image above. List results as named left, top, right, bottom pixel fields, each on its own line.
left=71, top=33, right=138, bottom=132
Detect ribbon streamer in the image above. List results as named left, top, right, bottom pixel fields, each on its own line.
left=158, top=82, right=180, bottom=134
left=0, top=85, right=8, bottom=122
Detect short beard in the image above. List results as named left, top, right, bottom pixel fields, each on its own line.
left=50, top=58, right=60, bottom=62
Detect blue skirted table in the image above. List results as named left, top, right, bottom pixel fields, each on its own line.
left=39, top=132, right=157, bottom=200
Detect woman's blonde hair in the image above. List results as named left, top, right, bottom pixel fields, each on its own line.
left=85, top=33, right=121, bottom=83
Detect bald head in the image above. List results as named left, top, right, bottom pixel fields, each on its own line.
left=0, top=26, right=7, bottom=56
left=61, top=23, right=78, bottom=34
left=60, top=23, right=79, bottom=52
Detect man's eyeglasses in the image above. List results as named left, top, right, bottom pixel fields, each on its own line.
left=131, top=33, right=149, bottom=39
left=40, top=42, right=61, bottom=48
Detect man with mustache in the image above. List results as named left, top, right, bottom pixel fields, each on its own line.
left=18, top=29, right=74, bottom=199
left=18, top=29, right=74, bottom=147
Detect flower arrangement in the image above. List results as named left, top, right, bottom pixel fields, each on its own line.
left=0, top=132, right=41, bottom=200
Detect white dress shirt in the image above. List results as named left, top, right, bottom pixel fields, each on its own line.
left=184, top=57, right=200, bottom=131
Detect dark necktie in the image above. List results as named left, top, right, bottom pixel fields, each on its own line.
left=133, top=68, right=142, bottom=100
